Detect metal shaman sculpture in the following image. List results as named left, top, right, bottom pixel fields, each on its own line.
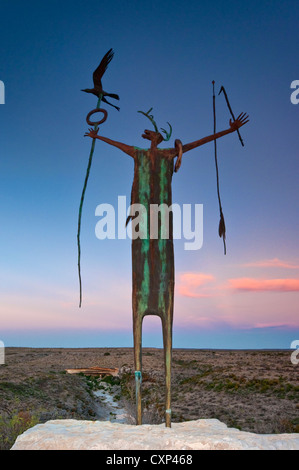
left=83, top=97, right=249, bottom=427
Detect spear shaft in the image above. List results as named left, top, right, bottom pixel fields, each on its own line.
left=77, top=94, right=102, bottom=308
left=212, top=81, right=226, bottom=255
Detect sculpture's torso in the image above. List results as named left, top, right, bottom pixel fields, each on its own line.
left=131, top=148, right=175, bottom=319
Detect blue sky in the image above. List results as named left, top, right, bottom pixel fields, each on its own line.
left=0, top=0, right=298, bottom=348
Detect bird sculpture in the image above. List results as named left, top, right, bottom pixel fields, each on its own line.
left=81, top=48, right=120, bottom=111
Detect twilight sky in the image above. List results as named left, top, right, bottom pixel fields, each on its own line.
left=0, top=0, right=298, bottom=348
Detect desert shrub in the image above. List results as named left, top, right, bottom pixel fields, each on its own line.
left=273, top=417, right=299, bottom=434
left=118, top=371, right=135, bottom=400
left=84, top=375, right=101, bottom=393
left=0, top=410, right=39, bottom=450
left=101, top=375, right=121, bottom=386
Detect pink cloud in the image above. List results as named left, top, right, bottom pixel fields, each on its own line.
left=177, top=272, right=215, bottom=298
left=243, top=258, right=299, bottom=269
left=252, top=322, right=290, bottom=328
left=227, top=277, right=299, bottom=292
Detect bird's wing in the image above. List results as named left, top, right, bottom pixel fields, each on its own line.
left=93, top=48, right=114, bottom=86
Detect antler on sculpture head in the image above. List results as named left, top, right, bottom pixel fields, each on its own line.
left=138, top=108, right=158, bottom=132
left=138, top=108, right=172, bottom=141
left=160, top=122, right=172, bottom=142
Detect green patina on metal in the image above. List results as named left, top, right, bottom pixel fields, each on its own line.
left=129, top=141, right=175, bottom=427
left=136, top=151, right=151, bottom=313
left=138, top=108, right=158, bottom=132
left=137, top=151, right=151, bottom=209
left=133, top=149, right=174, bottom=317
left=138, top=257, right=150, bottom=313
left=158, top=238, right=167, bottom=311
left=158, top=158, right=169, bottom=311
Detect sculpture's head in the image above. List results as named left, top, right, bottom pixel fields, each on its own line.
left=138, top=108, right=172, bottom=147
left=142, top=129, right=164, bottom=145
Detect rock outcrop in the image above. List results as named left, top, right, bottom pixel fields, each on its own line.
left=11, top=419, right=299, bottom=450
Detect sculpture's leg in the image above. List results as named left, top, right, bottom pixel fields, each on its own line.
left=133, top=312, right=143, bottom=425
left=162, top=313, right=173, bottom=428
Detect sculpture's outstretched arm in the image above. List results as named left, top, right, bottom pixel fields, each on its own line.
left=175, top=113, right=249, bottom=156
left=84, top=128, right=135, bottom=158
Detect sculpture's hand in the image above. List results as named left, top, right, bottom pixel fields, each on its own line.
left=84, top=128, right=99, bottom=139
left=229, top=112, right=249, bottom=130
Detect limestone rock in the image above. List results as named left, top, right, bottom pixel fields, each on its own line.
left=11, top=419, right=299, bottom=450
